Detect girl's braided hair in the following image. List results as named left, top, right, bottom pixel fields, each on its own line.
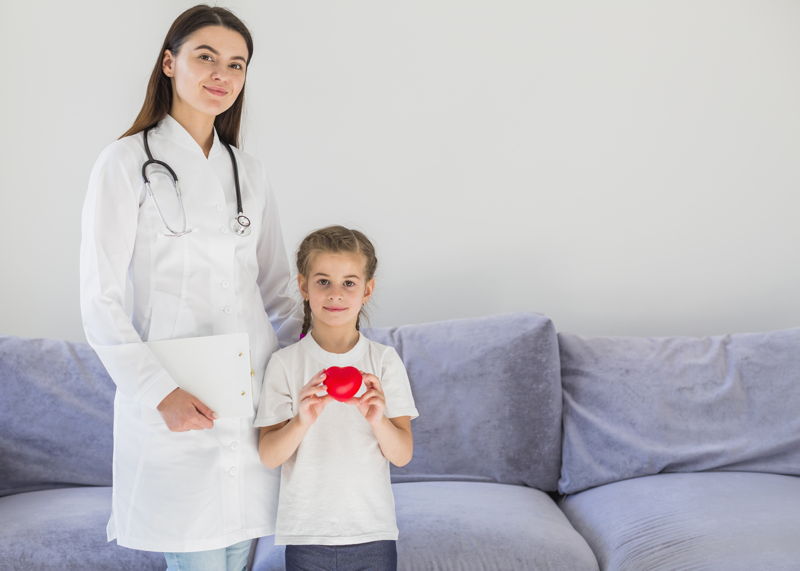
left=296, top=225, right=378, bottom=337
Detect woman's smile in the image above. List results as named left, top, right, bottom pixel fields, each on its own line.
left=203, top=85, right=229, bottom=97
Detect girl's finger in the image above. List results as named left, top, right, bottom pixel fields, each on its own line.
left=361, top=389, right=384, bottom=400
left=301, top=382, right=328, bottom=398
left=360, top=395, right=384, bottom=407
left=304, top=393, right=332, bottom=407
left=303, top=370, right=326, bottom=389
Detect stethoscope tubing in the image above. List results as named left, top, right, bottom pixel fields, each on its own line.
left=141, top=125, right=251, bottom=237
left=144, top=179, right=191, bottom=237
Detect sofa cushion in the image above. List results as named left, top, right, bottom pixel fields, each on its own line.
left=0, top=337, right=115, bottom=497
left=558, top=328, right=800, bottom=494
left=0, top=486, right=163, bottom=570
left=560, top=472, right=800, bottom=571
left=366, top=312, right=563, bottom=490
left=253, top=481, right=599, bottom=571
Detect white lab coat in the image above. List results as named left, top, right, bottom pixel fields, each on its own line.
left=80, top=114, right=301, bottom=552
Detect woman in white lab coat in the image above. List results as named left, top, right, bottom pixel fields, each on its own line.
left=80, top=5, right=300, bottom=569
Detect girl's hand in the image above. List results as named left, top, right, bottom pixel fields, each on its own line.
left=349, top=372, right=386, bottom=426
left=297, top=370, right=331, bottom=427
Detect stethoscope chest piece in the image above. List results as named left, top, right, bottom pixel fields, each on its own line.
left=231, top=213, right=252, bottom=236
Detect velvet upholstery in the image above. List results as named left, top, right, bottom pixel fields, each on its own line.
left=0, top=337, right=115, bottom=497
left=4, top=316, right=799, bottom=570
left=366, top=313, right=563, bottom=490
left=0, top=487, right=163, bottom=570
left=254, top=482, right=599, bottom=571
left=558, top=328, right=800, bottom=494
left=560, top=472, right=800, bottom=571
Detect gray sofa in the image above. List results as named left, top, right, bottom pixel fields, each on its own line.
left=2, top=313, right=799, bottom=570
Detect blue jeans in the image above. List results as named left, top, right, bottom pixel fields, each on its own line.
left=285, top=540, right=397, bottom=571
left=164, top=539, right=253, bottom=571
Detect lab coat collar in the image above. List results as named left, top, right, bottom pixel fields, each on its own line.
left=156, top=113, right=223, bottom=159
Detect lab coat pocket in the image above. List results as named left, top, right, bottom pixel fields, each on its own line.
left=138, top=423, right=224, bottom=540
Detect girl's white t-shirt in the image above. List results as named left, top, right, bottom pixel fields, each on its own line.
left=254, top=333, right=419, bottom=546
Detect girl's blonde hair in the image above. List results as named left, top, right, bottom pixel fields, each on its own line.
left=296, top=225, right=378, bottom=337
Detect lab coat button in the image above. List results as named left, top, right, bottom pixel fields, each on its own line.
left=219, top=226, right=226, bottom=233
left=222, top=306, right=232, bottom=314
left=221, top=280, right=230, bottom=288
left=230, top=441, right=238, bottom=450
left=228, top=466, right=238, bottom=476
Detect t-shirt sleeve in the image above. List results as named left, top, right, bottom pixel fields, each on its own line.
left=254, top=353, right=295, bottom=427
left=381, top=347, right=419, bottom=420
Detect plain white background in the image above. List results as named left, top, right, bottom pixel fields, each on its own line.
left=1, top=0, right=799, bottom=341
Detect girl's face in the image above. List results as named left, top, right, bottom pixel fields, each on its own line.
left=162, top=25, right=248, bottom=120
left=299, top=251, right=375, bottom=333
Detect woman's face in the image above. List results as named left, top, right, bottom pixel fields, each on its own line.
left=162, top=25, right=249, bottom=119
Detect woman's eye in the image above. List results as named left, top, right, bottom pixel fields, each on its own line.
left=199, top=54, right=214, bottom=62
left=317, top=279, right=329, bottom=286
left=230, top=63, right=244, bottom=71
left=344, top=280, right=356, bottom=287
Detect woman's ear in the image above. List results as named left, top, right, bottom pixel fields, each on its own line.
left=162, top=49, right=175, bottom=78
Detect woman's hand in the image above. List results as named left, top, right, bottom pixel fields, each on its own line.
left=297, top=370, right=331, bottom=427
left=157, top=388, right=216, bottom=431
left=349, top=373, right=386, bottom=426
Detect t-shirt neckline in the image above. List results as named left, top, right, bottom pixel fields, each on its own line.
left=302, top=331, right=368, bottom=366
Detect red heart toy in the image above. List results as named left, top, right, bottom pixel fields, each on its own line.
left=323, top=366, right=362, bottom=402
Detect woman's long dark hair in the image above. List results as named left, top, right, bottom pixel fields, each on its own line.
left=120, top=4, right=253, bottom=146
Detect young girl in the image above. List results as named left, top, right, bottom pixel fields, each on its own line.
left=255, top=225, right=418, bottom=570
left=80, top=5, right=300, bottom=569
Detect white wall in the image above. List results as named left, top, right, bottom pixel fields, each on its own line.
left=2, top=0, right=799, bottom=341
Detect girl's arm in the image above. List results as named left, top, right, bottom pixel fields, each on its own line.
left=352, top=374, right=414, bottom=467
left=258, top=370, right=330, bottom=469
left=258, top=419, right=302, bottom=469
left=372, top=415, right=414, bottom=467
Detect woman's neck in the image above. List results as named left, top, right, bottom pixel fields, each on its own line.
left=169, top=106, right=215, bottom=157
left=310, top=325, right=360, bottom=354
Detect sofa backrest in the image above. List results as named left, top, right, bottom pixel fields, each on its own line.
left=558, top=327, right=800, bottom=495
left=366, top=312, right=563, bottom=491
left=0, top=336, right=115, bottom=496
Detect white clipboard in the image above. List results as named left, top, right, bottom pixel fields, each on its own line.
left=146, top=333, right=253, bottom=418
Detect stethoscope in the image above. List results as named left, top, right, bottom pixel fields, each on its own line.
left=141, top=126, right=252, bottom=237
